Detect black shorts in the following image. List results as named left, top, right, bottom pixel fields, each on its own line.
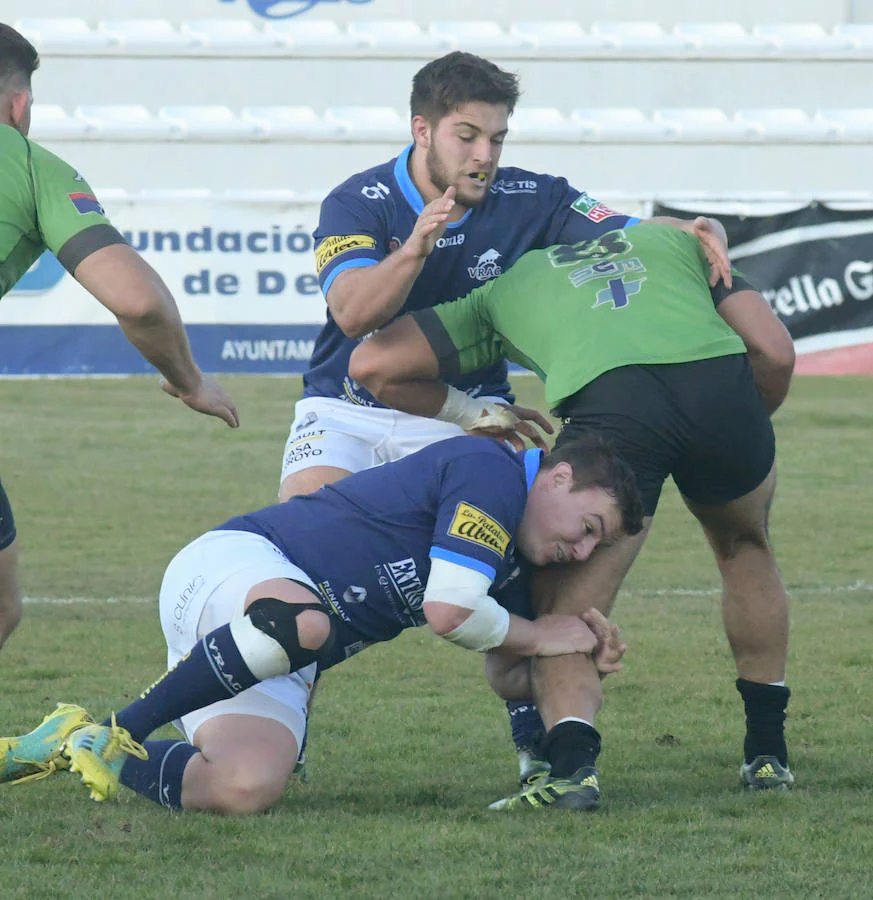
left=0, top=476, right=16, bottom=551
left=553, top=354, right=775, bottom=517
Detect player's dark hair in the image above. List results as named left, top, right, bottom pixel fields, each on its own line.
left=543, top=431, right=644, bottom=537
left=410, top=51, right=519, bottom=123
left=0, top=24, right=39, bottom=91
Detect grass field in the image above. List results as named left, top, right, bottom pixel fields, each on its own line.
left=1, top=373, right=872, bottom=899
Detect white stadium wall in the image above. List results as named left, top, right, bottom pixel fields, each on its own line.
left=4, top=1, right=873, bottom=374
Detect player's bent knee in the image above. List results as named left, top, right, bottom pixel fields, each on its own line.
left=208, top=764, right=289, bottom=815
left=247, top=597, right=336, bottom=671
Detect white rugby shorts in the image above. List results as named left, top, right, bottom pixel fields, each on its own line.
left=158, top=529, right=318, bottom=747
left=280, top=395, right=500, bottom=488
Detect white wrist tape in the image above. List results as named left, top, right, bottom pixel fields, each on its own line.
left=436, top=385, right=519, bottom=432
left=424, top=557, right=510, bottom=652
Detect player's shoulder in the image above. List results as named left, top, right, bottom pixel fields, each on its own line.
left=325, top=155, right=400, bottom=202
left=435, top=435, right=523, bottom=472
left=0, top=124, right=29, bottom=156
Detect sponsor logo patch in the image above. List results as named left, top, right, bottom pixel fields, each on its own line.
left=68, top=192, right=105, bottom=216
left=467, top=248, right=503, bottom=281
left=315, top=234, right=376, bottom=272
left=490, top=178, right=538, bottom=195
left=571, top=192, right=620, bottom=222
left=448, top=502, right=510, bottom=557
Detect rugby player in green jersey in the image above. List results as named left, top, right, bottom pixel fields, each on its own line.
left=0, top=25, right=239, bottom=651
left=350, top=222, right=797, bottom=808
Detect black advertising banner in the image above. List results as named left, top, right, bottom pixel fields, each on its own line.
left=652, top=202, right=873, bottom=341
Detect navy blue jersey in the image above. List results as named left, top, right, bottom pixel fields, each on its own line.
left=305, top=144, right=638, bottom=406
left=216, top=437, right=540, bottom=657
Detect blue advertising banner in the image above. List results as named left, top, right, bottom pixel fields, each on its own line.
left=0, top=324, right=322, bottom=376
left=2, top=194, right=327, bottom=375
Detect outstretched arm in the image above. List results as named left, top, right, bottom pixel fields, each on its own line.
left=350, top=316, right=552, bottom=449
left=73, top=243, right=239, bottom=427
left=423, top=559, right=599, bottom=658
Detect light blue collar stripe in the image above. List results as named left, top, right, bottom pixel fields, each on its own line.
left=393, top=144, right=423, bottom=213
left=393, top=144, right=474, bottom=228
left=430, top=546, right=496, bottom=581
left=523, top=448, right=543, bottom=492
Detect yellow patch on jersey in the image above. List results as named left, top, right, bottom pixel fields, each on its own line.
left=315, top=234, right=376, bottom=272
left=448, top=502, right=510, bottom=557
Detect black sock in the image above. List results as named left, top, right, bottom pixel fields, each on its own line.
left=541, top=721, right=601, bottom=778
left=736, top=678, right=790, bottom=767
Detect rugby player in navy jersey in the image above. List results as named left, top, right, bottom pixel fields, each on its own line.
left=277, top=50, right=733, bottom=782
left=1, top=433, right=642, bottom=813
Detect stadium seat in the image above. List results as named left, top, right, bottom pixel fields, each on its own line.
left=14, top=17, right=117, bottom=53
left=507, top=107, right=582, bottom=142
left=347, top=20, right=450, bottom=55
left=832, top=23, right=873, bottom=56
left=751, top=23, right=844, bottom=57
left=508, top=21, right=610, bottom=55
left=323, top=106, right=408, bottom=141
left=652, top=108, right=744, bottom=141
left=570, top=107, right=670, bottom=141
left=590, top=21, right=690, bottom=56
left=671, top=22, right=768, bottom=57
left=262, top=19, right=368, bottom=53
left=157, top=106, right=264, bottom=140
left=28, top=104, right=94, bottom=139
left=733, top=107, right=830, bottom=141
left=97, top=19, right=197, bottom=52
left=427, top=21, right=529, bottom=53
left=813, top=108, right=873, bottom=140
left=241, top=106, right=344, bottom=140
left=179, top=20, right=283, bottom=52
left=74, top=105, right=179, bottom=140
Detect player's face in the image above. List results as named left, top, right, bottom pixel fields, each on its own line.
left=423, top=102, right=509, bottom=208
left=517, top=465, right=624, bottom=568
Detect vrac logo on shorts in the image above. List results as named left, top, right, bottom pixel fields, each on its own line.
left=467, top=248, right=503, bottom=281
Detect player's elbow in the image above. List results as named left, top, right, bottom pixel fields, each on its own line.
left=349, top=338, right=391, bottom=400
left=752, top=329, right=796, bottom=379
left=332, top=308, right=371, bottom=340
left=423, top=600, right=471, bottom=637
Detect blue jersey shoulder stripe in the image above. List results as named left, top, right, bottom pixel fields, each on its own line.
left=430, top=546, right=496, bottom=581
left=322, top=256, right=378, bottom=296
left=625, top=217, right=642, bottom=227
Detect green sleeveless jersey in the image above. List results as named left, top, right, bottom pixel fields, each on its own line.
left=414, top=223, right=747, bottom=408
left=0, top=125, right=125, bottom=297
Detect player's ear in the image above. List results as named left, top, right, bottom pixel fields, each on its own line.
left=411, top=114, right=431, bottom=149
left=549, top=462, right=574, bottom=490
left=9, top=89, right=32, bottom=132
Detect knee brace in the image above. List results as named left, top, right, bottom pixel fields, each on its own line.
left=247, top=597, right=335, bottom=672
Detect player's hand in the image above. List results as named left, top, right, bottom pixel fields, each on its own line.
left=582, top=608, right=627, bottom=676
left=466, top=402, right=554, bottom=451
left=688, top=216, right=732, bottom=289
left=533, top=614, right=599, bottom=657
left=161, top=374, right=240, bottom=428
left=402, top=187, right=455, bottom=259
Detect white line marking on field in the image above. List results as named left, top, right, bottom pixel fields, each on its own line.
left=22, top=581, right=873, bottom=606
left=23, top=596, right=154, bottom=605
